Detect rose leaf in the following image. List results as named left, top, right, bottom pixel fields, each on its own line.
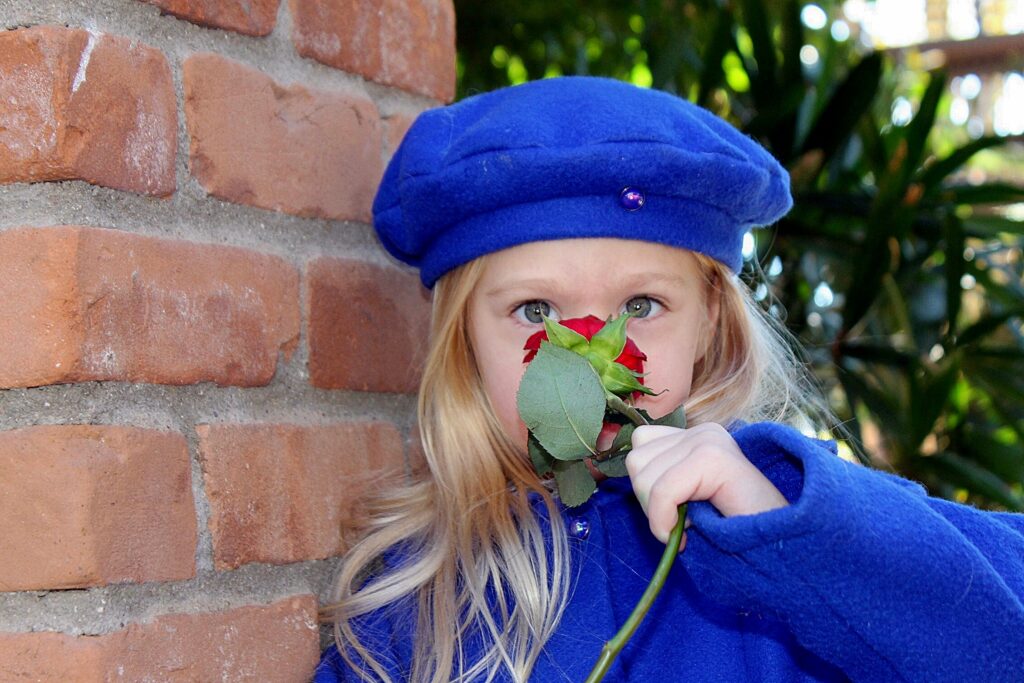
left=517, top=343, right=606, bottom=460
left=528, top=433, right=555, bottom=477
left=554, top=459, right=597, bottom=507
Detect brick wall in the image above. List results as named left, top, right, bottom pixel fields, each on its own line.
left=0, top=1, right=453, bottom=679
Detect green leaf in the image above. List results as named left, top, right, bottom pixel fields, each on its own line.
left=961, top=215, right=1024, bottom=237
left=738, top=0, right=777, bottom=102
left=594, top=454, right=629, bottom=478
left=957, top=307, right=1024, bottom=346
left=528, top=434, right=554, bottom=477
left=608, top=422, right=637, bottom=455
left=919, top=452, right=1024, bottom=511
left=541, top=315, right=589, bottom=353
left=902, top=70, right=946, bottom=180
left=589, top=314, right=628, bottom=361
left=696, top=7, right=734, bottom=107
left=918, top=135, right=1007, bottom=191
left=553, top=459, right=597, bottom=507
left=653, top=405, right=687, bottom=429
left=941, top=183, right=1024, bottom=205
left=800, top=52, right=882, bottom=161
left=516, top=343, right=606, bottom=460
left=943, top=215, right=965, bottom=340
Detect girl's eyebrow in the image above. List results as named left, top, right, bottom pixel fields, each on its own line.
left=483, top=272, right=693, bottom=299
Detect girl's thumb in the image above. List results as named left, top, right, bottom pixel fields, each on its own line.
left=631, top=424, right=682, bottom=449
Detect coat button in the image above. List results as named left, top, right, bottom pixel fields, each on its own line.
left=619, top=186, right=645, bottom=211
left=567, top=515, right=591, bottom=540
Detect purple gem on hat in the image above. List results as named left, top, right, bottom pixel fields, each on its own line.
left=619, top=186, right=645, bottom=211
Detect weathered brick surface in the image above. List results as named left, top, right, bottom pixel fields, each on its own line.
left=0, top=25, right=176, bottom=196
left=197, top=421, right=405, bottom=570
left=141, top=0, right=281, bottom=36
left=0, top=225, right=300, bottom=388
left=0, top=595, right=319, bottom=681
left=307, top=258, right=431, bottom=393
left=289, top=0, right=456, bottom=103
left=0, top=425, right=195, bottom=591
left=183, top=53, right=382, bottom=221
left=383, top=111, right=417, bottom=157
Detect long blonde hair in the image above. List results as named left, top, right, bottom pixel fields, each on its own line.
left=319, top=249, right=834, bottom=682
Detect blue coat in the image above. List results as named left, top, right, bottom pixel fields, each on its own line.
left=315, top=422, right=1024, bottom=681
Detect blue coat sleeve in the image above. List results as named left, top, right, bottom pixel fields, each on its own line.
left=683, top=421, right=1024, bottom=682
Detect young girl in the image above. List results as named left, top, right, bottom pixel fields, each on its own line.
left=316, top=76, right=1024, bottom=682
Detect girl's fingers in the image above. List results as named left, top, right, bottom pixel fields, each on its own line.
left=630, top=424, right=681, bottom=449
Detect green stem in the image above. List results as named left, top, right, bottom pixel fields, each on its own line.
left=606, top=395, right=649, bottom=427
left=582, top=505, right=687, bottom=683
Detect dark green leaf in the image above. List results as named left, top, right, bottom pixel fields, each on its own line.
left=516, top=343, right=606, bottom=460
left=553, top=459, right=597, bottom=507
left=528, top=434, right=554, bottom=477
left=594, top=454, right=629, bottom=478
left=738, top=0, right=777, bottom=102
left=918, top=452, right=1024, bottom=511
left=957, top=307, right=1024, bottom=346
left=837, top=341, right=916, bottom=368
left=800, top=52, right=882, bottom=161
left=918, top=135, right=1007, bottom=191
left=910, top=360, right=960, bottom=450
left=941, top=183, right=1024, bottom=205
left=696, top=7, right=734, bottom=108
left=943, top=215, right=965, bottom=339
left=652, top=405, right=687, bottom=429
left=608, top=422, right=637, bottom=455
left=902, top=70, right=947, bottom=180
left=961, top=215, right=1024, bottom=237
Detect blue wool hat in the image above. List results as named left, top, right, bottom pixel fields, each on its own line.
left=373, top=76, right=792, bottom=288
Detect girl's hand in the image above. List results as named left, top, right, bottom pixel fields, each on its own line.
left=625, top=423, right=789, bottom=546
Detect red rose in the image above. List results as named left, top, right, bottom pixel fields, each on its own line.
left=523, top=315, right=648, bottom=394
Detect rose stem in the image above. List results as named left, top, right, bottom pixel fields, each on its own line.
left=583, top=507, right=686, bottom=683
left=583, top=397, right=687, bottom=683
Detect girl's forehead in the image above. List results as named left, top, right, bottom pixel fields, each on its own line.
left=476, top=238, right=705, bottom=297
left=482, top=238, right=700, bottom=278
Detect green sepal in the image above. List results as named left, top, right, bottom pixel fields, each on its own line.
left=528, top=433, right=555, bottom=477
left=600, top=361, right=655, bottom=397
left=517, top=343, right=605, bottom=460
left=553, top=459, right=597, bottom=507
left=594, top=453, right=629, bottom=478
left=588, top=314, right=628, bottom=361
left=542, top=315, right=589, bottom=353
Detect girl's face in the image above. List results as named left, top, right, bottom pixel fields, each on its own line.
left=466, top=238, right=720, bottom=451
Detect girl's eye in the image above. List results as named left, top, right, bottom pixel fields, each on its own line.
left=622, top=296, right=662, bottom=319
left=514, top=300, right=558, bottom=324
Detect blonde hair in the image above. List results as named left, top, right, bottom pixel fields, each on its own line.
left=319, top=248, right=835, bottom=682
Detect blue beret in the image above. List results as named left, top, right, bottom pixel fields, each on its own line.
left=373, top=76, right=792, bottom=288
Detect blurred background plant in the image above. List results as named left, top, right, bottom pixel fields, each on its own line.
left=453, top=0, right=1024, bottom=510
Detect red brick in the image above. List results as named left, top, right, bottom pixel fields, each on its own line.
left=0, top=595, right=319, bottom=681
left=0, top=225, right=300, bottom=389
left=197, top=422, right=405, bottom=570
left=0, top=26, right=176, bottom=196
left=141, top=0, right=281, bottom=36
left=183, top=53, right=382, bottom=221
left=0, top=425, right=195, bottom=591
left=307, top=258, right=431, bottom=392
left=289, top=0, right=456, bottom=103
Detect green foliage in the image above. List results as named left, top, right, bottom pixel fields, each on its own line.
left=457, top=0, right=1024, bottom=510
left=517, top=343, right=606, bottom=460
